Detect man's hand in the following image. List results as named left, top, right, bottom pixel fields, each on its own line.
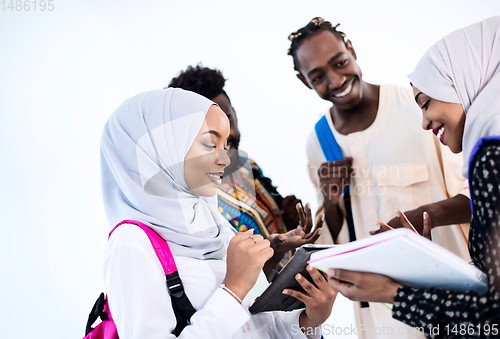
left=318, top=157, right=353, bottom=205
left=318, top=157, right=353, bottom=240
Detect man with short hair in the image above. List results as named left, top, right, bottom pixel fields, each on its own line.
left=288, top=17, right=471, bottom=339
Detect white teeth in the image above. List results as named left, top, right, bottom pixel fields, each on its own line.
left=437, top=126, right=445, bottom=139
left=207, top=173, right=221, bottom=179
left=334, top=83, right=352, bottom=98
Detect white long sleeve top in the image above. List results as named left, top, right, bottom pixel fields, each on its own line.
left=103, top=223, right=321, bottom=339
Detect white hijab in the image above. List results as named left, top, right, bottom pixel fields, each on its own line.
left=408, top=16, right=500, bottom=177
left=100, top=88, right=234, bottom=259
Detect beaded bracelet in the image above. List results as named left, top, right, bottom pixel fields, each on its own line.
left=219, top=283, right=242, bottom=304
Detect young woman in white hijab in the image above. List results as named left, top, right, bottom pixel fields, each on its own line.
left=325, top=17, right=500, bottom=337
left=100, top=88, right=336, bottom=339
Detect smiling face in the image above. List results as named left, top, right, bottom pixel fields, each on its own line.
left=412, top=86, right=466, bottom=153
left=295, top=30, right=364, bottom=111
left=184, top=105, right=231, bottom=196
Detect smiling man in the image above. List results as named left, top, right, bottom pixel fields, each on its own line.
left=288, top=17, right=472, bottom=339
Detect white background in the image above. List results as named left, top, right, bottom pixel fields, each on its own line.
left=1, top=1, right=499, bottom=338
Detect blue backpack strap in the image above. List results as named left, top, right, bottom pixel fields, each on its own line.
left=314, top=114, right=367, bottom=308
left=314, top=115, right=358, bottom=244
left=315, top=115, right=344, bottom=162
left=315, top=116, right=349, bottom=196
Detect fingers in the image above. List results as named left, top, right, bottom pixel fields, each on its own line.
left=297, top=202, right=306, bottom=230
left=306, top=213, right=324, bottom=240
left=376, top=221, right=394, bottom=231
left=283, top=266, right=328, bottom=299
left=303, top=215, right=324, bottom=243
left=282, top=286, right=308, bottom=304
left=249, top=233, right=263, bottom=244
left=313, top=227, right=322, bottom=239
left=268, top=233, right=286, bottom=249
left=257, top=246, right=275, bottom=262
left=326, top=275, right=354, bottom=299
left=304, top=203, right=313, bottom=234
left=315, top=213, right=324, bottom=229
left=296, top=272, right=315, bottom=294
left=327, top=269, right=400, bottom=304
left=322, top=167, right=352, bottom=179
left=320, top=158, right=353, bottom=169
left=282, top=273, right=313, bottom=304
left=293, top=225, right=304, bottom=237
left=297, top=203, right=321, bottom=236
left=318, top=160, right=353, bottom=179
left=326, top=268, right=362, bottom=286
left=249, top=235, right=271, bottom=252
left=306, top=265, right=330, bottom=290
left=369, top=228, right=383, bottom=235
left=326, top=268, right=366, bottom=301
left=395, top=210, right=418, bottom=233
left=422, top=212, right=432, bottom=240
left=305, top=227, right=322, bottom=243
left=236, top=231, right=271, bottom=254
left=241, top=229, right=254, bottom=236
left=251, top=237, right=274, bottom=262
left=232, top=229, right=254, bottom=244
left=369, top=221, right=393, bottom=235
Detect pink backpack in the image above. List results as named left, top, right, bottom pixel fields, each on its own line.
left=83, top=220, right=196, bottom=338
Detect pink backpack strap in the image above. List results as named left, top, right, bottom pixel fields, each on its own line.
left=109, top=220, right=196, bottom=336
left=109, top=220, right=177, bottom=275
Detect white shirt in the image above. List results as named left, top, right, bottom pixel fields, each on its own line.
left=306, top=84, right=470, bottom=339
left=307, top=84, right=470, bottom=258
left=103, top=224, right=321, bottom=339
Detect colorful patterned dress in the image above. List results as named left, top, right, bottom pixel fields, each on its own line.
left=217, top=158, right=288, bottom=237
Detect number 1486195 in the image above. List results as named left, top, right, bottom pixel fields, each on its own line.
left=2, top=0, right=54, bottom=11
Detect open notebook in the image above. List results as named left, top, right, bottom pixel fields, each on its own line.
left=309, top=228, right=488, bottom=294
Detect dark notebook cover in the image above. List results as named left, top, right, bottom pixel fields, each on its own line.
left=249, top=244, right=334, bottom=314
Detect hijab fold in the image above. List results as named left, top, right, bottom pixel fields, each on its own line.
left=408, top=16, right=500, bottom=177
left=101, top=88, right=234, bottom=259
